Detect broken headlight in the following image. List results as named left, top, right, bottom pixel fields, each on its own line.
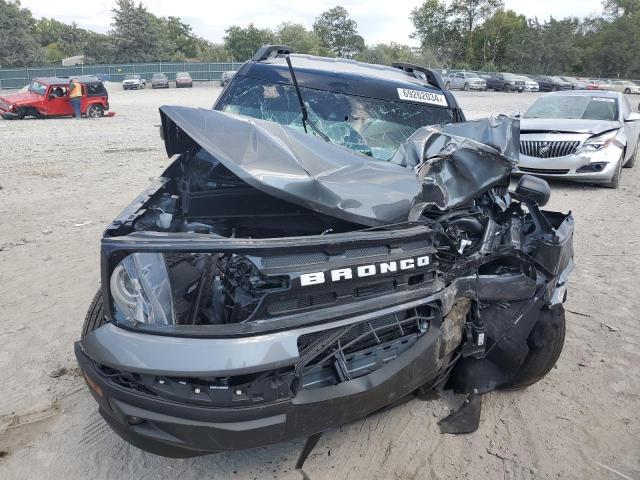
left=110, top=253, right=175, bottom=325
left=577, top=130, right=621, bottom=152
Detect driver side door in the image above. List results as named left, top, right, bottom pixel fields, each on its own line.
left=43, top=85, right=74, bottom=117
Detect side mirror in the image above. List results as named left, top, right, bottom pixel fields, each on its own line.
left=626, top=111, right=640, bottom=122
left=513, top=175, right=551, bottom=207
left=510, top=111, right=521, bottom=118
left=48, top=94, right=55, bottom=100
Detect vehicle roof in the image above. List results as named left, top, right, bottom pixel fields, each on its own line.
left=237, top=53, right=448, bottom=103
left=542, top=90, right=620, bottom=99
left=33, top=75, right=102, bottom=85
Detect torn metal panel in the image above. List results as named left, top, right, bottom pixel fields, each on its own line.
left=393, top=117, right=518, bottom=216
left=160, top=107, right=519, bottom=227
left=160, top=106, right=420, bottom=227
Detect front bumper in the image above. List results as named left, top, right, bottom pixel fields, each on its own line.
left=0, top=110, right=20, bottom=120
left=518, top=145, right=623, bottom=183
left=75, top=319, right=445, bottom=457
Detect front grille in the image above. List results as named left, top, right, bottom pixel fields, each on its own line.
left=519, top=166, right=570, bottom=175
left=520, top=140, right=580, bottom=158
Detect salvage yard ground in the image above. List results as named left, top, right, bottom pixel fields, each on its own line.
left=0, top=84, right=639, bottom=480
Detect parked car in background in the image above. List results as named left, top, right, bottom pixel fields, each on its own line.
left=151, top=73, right=170, bottom=89
left=586, top=79, right=610, bottom=90
left=516, top=75, right=539, bottom=92
left=0, top=76, right=110, bottom=119
left=608, top=80, right=640, bottom=95
left=445, top=71, right=486, bottom=90
left=122, top=74, right=146, bottom=90
left=484, top=73, right=525, bottom=92
left=220, top=70, right=236, bottom=87
left=175, top=72, right=193, bottom=88
left=560, top=76, right=587, bottom=90
left=534, top=76, right=572, bottom=92
left=518, top=91, right=640, bottom=188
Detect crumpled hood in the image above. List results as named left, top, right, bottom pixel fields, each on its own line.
left=160, top=106, right=517, bottom=226
left=0, top=91, right=41, bottom=107
left=520, top=118, right=620, bottom=135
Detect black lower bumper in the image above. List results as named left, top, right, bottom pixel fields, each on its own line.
left=75, top=326, right=445, bottom=457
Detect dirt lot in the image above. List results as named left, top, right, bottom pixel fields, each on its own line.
left=1, top=84, right=639, bottom=480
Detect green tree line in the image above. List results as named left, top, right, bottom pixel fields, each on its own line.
left=1, top=0, right=638, bottom=78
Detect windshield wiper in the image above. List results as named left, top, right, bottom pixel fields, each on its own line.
left=285, top=55, right=330, bottom=142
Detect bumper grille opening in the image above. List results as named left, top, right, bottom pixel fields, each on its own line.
left=519, top=166, right=570, bottom=175
left=296, top=305, right=440, bottom=389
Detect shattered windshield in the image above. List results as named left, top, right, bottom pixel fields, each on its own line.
left=525, top=95, right=618, bottom=121
left=218, top=76, right=455, bottom=161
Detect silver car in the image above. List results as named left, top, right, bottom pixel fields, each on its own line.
left=518, top=91, right=640, bottom=188
left=445, top=71, right=487, bottom=91
left=516, top=75, right=539, bottom=92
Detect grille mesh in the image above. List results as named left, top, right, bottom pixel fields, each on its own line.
left=520, top=140, right=580, bottom=158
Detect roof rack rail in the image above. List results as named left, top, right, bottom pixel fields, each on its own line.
left=391, top=63, right=445, bottom=91
left=253, top=45, right=295, bottom=62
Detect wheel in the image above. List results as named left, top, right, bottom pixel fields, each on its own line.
left=603, top=157, right=622, bottom=188
left=623, top=141, right=637, bottom=168
left=7, top=108, right=25, bottom=120
left=81, top=289, right=107, bottom=337
left=503, top=84, right=510, bottom=92
left=499, top=305, right=566, bottom=390
left=87, top=104, right=104, bottom=118
left=552, top=85, right=559, bottom=91
left=445, top=82, right=451, bottom=90
left=463, top=82, right=470, bottom=91
left=624, top=88, right=631, bottom=94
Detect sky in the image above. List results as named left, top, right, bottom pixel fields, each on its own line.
left=18, top=0, right=605, bottom=46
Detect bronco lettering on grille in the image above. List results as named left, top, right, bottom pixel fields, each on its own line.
left=299, top=255, right=430, bottom=287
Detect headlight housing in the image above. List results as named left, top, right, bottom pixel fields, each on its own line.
left=577, top=130, right=621, bottom=153
left=110, top=252, right=174, bottom=325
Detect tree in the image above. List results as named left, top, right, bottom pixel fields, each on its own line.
left=473, top=9, right=527, bottom=69
left=0, top=0, right=42, bottom=67
left=110, top=0, right=162, bottom=62
left=602, top=0, right=640, bottom=17
left=313, top=6, right=364, bottom=58
left=411, top=0, right=463, bottom=66
left=275, top=22, right=325, bottom=55
left=450, top=0, right=504, bottom=61
left=223, top=24, right=275, bottom=60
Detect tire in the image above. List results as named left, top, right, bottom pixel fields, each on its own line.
left=552, top=85, right=559, bottom=91
left=81, top=289, right=107, bottom=337
left=624, top=88, right=631, bottom=94
left=500, top=305, right=566, bottom=390
left=87, top=105, right=104, bottom=118
left=445, top=82, right=451, bottom=90
left=503, top=84, right=510, bottom=92
left=623, top=141, right=637, bottom=168
left=463, top=83, right=470, bottom=91
left=603, top=157, right=622, bottom=188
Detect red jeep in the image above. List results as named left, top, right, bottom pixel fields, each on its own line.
left=0, top=75, right=110, bottom=120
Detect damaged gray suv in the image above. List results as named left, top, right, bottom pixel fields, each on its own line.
left=75, top=46, right=575, bottom=461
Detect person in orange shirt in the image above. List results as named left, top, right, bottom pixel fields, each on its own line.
left=69, top=78, right=83, bottom=119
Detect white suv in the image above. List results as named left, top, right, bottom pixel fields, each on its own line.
left=122, top=74, right=146, bottom=90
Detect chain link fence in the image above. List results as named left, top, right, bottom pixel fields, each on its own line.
left=0, top=61, right=247, bottom=90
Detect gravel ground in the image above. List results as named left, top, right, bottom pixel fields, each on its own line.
left=1, top=84, right=639, bottom=480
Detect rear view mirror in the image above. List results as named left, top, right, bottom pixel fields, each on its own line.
left=513, top=175, right=551, bottom=207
